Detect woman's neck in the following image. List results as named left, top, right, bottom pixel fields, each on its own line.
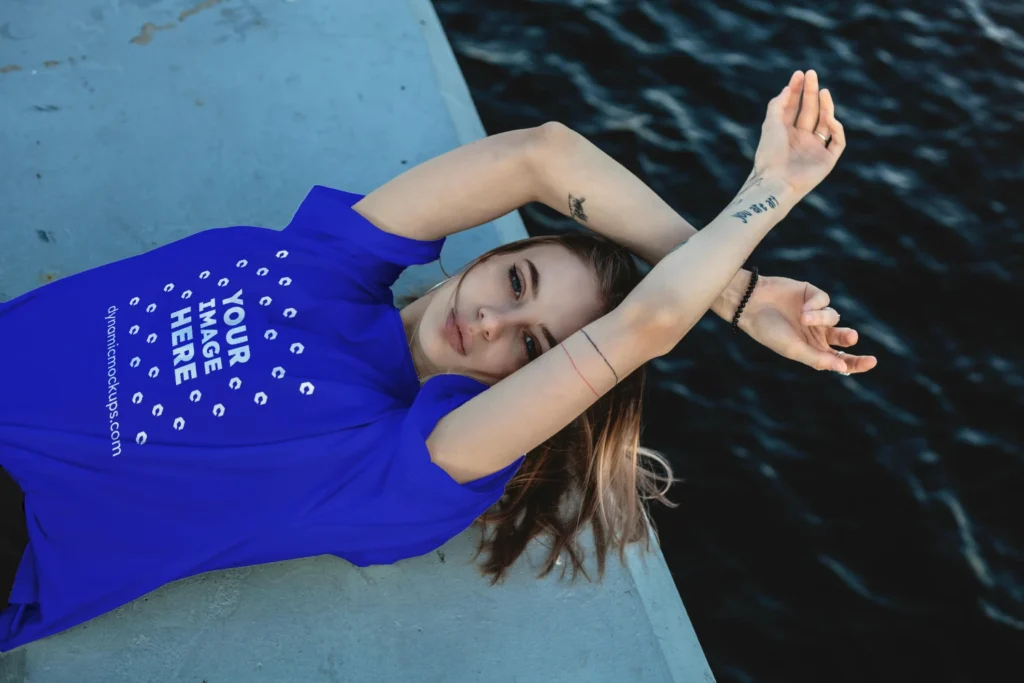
left=399, top=293, right=437, bottom=383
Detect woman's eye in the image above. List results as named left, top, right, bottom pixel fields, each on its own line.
left=508, top=264, right=522, bottom=299
left=508, top=264, right=536, bottom=360
left=524, top=334, right=537, bottom=361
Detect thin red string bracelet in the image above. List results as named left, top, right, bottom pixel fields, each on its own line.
left=561, top=344, right=600, bottom=398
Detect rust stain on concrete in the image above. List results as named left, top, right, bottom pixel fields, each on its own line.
left=130, top=22, right=176, bottom=46
left=179, top=0, right=224, bottom=22
left=0, top=64, right=22, bottom=74
left=41, top=272, right=59, bottom=283
left=130, top=0, right=221, bottom=46
left=43, top=60, right=60, bottom=68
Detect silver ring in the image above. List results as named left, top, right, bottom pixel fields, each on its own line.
left=835, top=349, right=849, bottom=375
left=814, top=130, right=831, bottom=146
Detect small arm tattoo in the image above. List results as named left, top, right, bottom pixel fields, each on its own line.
left=730, top=195, right=780, bottom=224
left=568, top=193, right=588, bottom=222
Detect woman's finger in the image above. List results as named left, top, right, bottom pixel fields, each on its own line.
left=802, top=284, right=830, bottom=312
left=831, top=351, right=878, bottom=375
left=805, top=348, right=849, bottom=373
left=814, top=87, right=834, bottom=144
left=796, top=69, right=820, bottom=131
left=818, top=86, right=835, bottom=128
left=801, top=306, right=840, bottom=327
left=766, top=80, right=794, bottom=124
left=782, top=70, right=804, bottom=126
left=819, top=89, right=846, bottom=155
left=825, top=326, right=859, bottom=347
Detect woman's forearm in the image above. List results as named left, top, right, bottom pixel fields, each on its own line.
left=626, top=173, right=798, bottom=348
left=528, top=121, right=753, bottom=321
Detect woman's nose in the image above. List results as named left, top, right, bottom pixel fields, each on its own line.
left=476, top=306, right=515, bottom=341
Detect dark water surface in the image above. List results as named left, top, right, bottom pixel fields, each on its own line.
left=434, top=2, right=1022, bottom=681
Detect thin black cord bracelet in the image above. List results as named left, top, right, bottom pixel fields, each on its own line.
left=731, top=267, right=759, bottom=334
left=580, top=329, right=619, bottom=384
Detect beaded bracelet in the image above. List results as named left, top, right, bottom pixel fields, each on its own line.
left=731, top=267, right=759, bottom=334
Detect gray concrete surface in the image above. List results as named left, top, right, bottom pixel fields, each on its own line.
left=0, top=1, right=715, bottom=681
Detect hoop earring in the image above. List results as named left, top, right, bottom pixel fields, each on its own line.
left=424, top=276, right=451, bottom=296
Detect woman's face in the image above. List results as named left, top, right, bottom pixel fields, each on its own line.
left=410, top=243, right=604, bottom=385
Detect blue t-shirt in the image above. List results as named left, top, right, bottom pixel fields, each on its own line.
left=0, top=186, right=524, bottom=651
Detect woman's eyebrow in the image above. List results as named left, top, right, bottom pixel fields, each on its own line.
left=526, top=258, right=541, bottom=299
left=525, top=258, right=558, bottom=350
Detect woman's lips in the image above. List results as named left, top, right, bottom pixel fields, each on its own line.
left=446, top=308, right=466, bottom=355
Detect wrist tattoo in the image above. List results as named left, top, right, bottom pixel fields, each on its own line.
left=730, top=195, right=779, bottom=224
left=568, top=194, right=588, bottom=223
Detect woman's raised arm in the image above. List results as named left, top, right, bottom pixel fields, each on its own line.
left=352, top=127, right=543, bottom=242
left=428, top=74, right=847, bottom=483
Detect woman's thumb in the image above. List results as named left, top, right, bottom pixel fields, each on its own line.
left=766, top=85, right=791, bottom=121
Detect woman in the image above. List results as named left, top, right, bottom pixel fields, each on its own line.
left=0, top=70, right=874, bottom=651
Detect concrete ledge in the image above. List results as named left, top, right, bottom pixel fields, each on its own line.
left=0, top=0, right=713, bottom=680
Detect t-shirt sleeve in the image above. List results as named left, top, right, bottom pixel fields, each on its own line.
left=283, top=185, right=446, bottom=304
left=335, top=374, right=524, bottom=568
left=395, top=373, right=526, bottom=514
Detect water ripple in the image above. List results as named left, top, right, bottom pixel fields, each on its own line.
left=862, top=324, right=914, bottom=359
left=819, top=555, right=896, bottom=607
left=458, top=43, right=534, bottom=68
left=980, top=600, right=1024, bottom=631
left=961, top=0, right=1024, bottom=51
left=782, top=6, right=839, bottom=30
left=937, top=491, right=995, bottom=589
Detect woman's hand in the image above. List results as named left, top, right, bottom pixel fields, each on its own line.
left=754, top=70, right=846, bottom=199
left=738, top=274, right=878, bottom=375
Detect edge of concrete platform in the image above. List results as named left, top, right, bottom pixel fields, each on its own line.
left=407, top=2, right=716, bottom=681
left=406, top=0, right=527, bottom=247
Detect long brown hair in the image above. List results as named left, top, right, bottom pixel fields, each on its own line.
left=401, top=233, right=677, bottom=584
